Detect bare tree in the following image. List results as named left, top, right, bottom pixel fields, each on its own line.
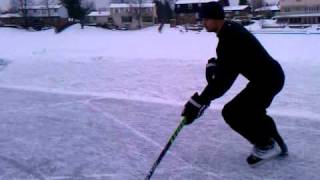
left=18, top=0, right=36, bottom=27
left=137, top=0, right=142, bottom=28
left=41, top=0, right=51, bottom=17
left=128, top=0, right=143, bottom=29
left=18, top=0, right=28, bottom=26
left=8, top=0, right=20, bottom=13
left=250, top=0, right=264, bottom=10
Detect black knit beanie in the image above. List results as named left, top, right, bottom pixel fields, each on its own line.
left=199, top=1, right=225, bottom=19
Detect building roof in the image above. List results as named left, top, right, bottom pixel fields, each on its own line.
left=255, top=5, right=279, bottom=12
left=229, top=0, right=278, bottom=7
left=175, top=0, right=218, bottom=5
left=109, top=3, right=155, bottom=8
left=21, top=4, right=63, bottom=10
left=0, top=13, right=21, bottom=18
left=224, top=5, right=249, bottom=11
left=88, top=11, right=110, bottom=17
left=275, top=13, right=320, bottom=18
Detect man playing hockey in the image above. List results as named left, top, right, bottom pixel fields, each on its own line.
left=181, top=2, right=288, bottom=165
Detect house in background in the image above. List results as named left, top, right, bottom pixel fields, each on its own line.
left=249, top=0, right=264, bottom=10
left=86, top=11, right=112, bottom=27
left=0, top=4, right=69, bottom=29
left=174, top=0, right=228, bottom=25
left=21, top=4, right=68, bottom=28
left=224, top=5, right=251, bottom=19
left=275, top=0, right=320, bottom=24
left=0, top=13, right=22, bottom=27
left=109, top=3, right=157, bottom=30
left=254, top=5, right=280, bottom=19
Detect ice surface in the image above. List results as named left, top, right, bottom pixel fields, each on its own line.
left=0, top=24, right=319, bottom=179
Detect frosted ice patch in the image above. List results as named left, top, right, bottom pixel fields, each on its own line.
left=0, top=59, right=10, bottom=71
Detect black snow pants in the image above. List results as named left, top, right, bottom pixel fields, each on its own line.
left=221, top=75, right=285, bottom=147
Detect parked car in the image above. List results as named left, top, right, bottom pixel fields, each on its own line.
left=232, top=18, right=254, bottom=26
left=185, top=24, right=203, bottom=31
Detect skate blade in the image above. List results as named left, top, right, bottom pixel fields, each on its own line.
left=247, top=153, right=288, bottom=168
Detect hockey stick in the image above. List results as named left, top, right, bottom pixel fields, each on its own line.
left=144, top=117, right=187, bottom=180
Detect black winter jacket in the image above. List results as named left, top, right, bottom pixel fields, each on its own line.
left=200, top=21, right=285, bottom=104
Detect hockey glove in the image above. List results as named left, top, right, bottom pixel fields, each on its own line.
left=206, top=57, right=218, bottom=84
left=181, top=92, right=209, bottom=125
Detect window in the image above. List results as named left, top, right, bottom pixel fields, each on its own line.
left=289, top=17, right=301, bottom=24
left=308, top=17, right=316, bottom=24
left=144, top=8, right=150, bottom=13
left=142, top=16, right=153, bottom=22
left=188, top=4, right=192, bottom=10
left=196, top=12, right=199, bottom=19
left=122, top=16, right=132, bottom=23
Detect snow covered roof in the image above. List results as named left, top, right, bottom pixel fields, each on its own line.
left=0, top=13, right=21, bottom=18
left=224, top=5, right=249, bottom=11
left=228, top=0, right=279, bottom=7
left=255, top=5, right=279, bottom=12
left=175, top=0, right=218, bottom=5
left=88, top=11, right=110, bottom=17
left=21, top=4, right=63, bottom=10
left=275, top=13, right=320, bottom=18
left=110, top=3, right=155, bottom=8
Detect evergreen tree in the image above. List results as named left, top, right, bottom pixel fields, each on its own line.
left=239, top=0, right=248, bottom=5
left=164, top=0, right=173, bottom=20
left=154, top=0, right=173, bottom=23
left=61, top=0, right=92, bottom=21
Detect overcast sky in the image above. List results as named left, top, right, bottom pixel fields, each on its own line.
left=0, top=0, right=9, bottom=11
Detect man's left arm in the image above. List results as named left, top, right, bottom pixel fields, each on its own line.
left=181, top=58, right=238, bottom=124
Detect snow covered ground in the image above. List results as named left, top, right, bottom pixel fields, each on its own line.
left=0, top=24, right=319, bottom=179
left=247, top=20, right=320, bottom=34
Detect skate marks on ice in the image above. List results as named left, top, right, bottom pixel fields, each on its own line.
left=90, top=97, right=320, bottom=180
left=0, top=156, right=46, bottom=180
left=88, top=99, right=223, bottom=180
left=0, top=88, right=130, bottom=179
left=0, top=58, right=10, bottom=71
left=0, top=87, right=213, bottom=179
left=0, top=87, right=319, bottom=179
